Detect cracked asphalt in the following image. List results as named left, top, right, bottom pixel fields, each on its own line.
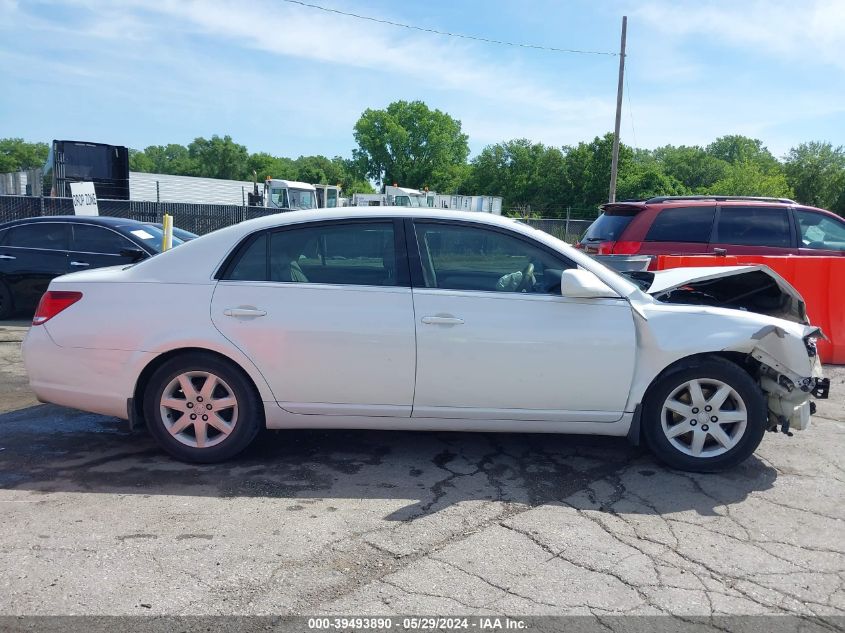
left=0, top=323, right=843, bottom=618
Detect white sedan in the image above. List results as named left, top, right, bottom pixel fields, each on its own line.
left=22, top=208, right=829, bottom=471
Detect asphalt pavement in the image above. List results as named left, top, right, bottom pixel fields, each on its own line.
left=0, top=324, right=843, bottom=620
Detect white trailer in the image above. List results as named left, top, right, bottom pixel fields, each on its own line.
left=129, top=172, right=257, bottom=205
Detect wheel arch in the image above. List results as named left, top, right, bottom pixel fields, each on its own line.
left=629, top=351, right=760, bottom=445
left=131, top=347, right=267, bottom=427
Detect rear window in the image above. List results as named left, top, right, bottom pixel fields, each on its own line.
left=582, top=210, right=637, bottom=242
left=5, top=223, right=69, bottom=250
left=716, top=206, right=791, bottom=247
left=645, top=206, right=715, bottom=243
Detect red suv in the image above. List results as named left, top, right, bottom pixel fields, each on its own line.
left=577, top=196, right=845, bottom=257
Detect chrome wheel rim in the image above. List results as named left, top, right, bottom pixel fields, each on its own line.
left=660, top=378, right=748, bottom=458
left=160, top=371, right=238, bottom=448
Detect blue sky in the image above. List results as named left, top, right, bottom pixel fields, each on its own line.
left=1, top=0, right=843, bottom=160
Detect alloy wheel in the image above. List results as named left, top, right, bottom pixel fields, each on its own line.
left=660, top=378, right=748, bottom=458
left=159, top=371, right=239, bottom=448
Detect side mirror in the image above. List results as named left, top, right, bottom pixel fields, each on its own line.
left=560, top=269, right=619, bottom=299
left=120, top=247, right=147, bottom=262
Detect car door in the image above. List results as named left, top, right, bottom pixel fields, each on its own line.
left=68, top=223, right=147, bottom=271
left=710, top=205, right=797, bottom=255
left=409, top=220, right=637, bottom=422
left=793, top=208, right=845, bottom=256
left=0, top=222, right=70, bottom=313
left=211, top=219, right=417, bottom=416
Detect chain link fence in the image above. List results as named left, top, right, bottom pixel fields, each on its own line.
left=0, top=195, right=599, bottom=242
left=0, top=196, right=278, bottom=235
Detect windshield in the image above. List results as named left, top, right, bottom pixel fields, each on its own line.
left=127, top=225, right=185, bottom=253
left=289, top=189, right=316, bottom=210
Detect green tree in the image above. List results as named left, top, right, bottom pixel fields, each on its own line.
left=652, top=145, right=728, bottom=191
left=466, top=139, right=567, bottom=214
left=247, top=152, right=297, bottom=182
left=128, top=148, right=154, bottom=172
left=0, top=138, right=49, bottom=172
left=187, top=135, right=249, bottom=180
left=137, top=144, right=194, bottom=175
left=562, top=133, right=633, bottom=209
left=706, top=160, right=794, bottom=198
left=353, top=100, right=469, bottom=189
left=617, top=163, right=689, bottom=201
left=784, top=142, right=845, bottom=214
left=706, top=135, right=779, bottom=172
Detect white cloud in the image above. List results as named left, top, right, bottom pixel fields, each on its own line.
left=633, top=0, right=845, bottom=69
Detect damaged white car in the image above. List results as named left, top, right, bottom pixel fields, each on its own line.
left=22, top=208, right=830, bottom=471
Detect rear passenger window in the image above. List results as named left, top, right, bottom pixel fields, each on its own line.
left=269, top=222, right=396, bottom=286
left=5, top=223, right=69, bottom=250
left=223, top=223, right=399, bottom=287
left=72, top=224, right=134, bottom=254
left=227, top=234, right=268, bottom=281
left=716, top=207, right=791, bottom=247
left=645, top=207, right=715, bottom=243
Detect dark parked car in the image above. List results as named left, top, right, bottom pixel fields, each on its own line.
left=0, top=216, right=189, bottom=319
left=577, top=196, right=845, bottom=257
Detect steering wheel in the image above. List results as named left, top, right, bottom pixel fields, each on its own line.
left=515, top=262, right=535, bottom=292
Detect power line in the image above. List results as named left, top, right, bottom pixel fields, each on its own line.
left=279, top=0, right=620, bottom=56
left=625, top=70, right=637, bottom=148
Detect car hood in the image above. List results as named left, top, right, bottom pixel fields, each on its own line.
left=626, top=265, right=808, bottom=325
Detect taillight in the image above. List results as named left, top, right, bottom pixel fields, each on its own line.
left=596, top=240, right=642, bottom=255
left=612, top=241, right=643, bottom=255
left=32, top=291, right=83, bottom=325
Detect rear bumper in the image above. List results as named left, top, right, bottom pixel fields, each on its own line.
left=22, top=325, right=146, bottom=420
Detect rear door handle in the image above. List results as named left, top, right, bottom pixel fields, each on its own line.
left=223, top=307, right=267, bottom=318
left=70, top=261, right=90, bottom=267
left=421, top=315, right=464, bottom=325
left=0, top=254, right=16, bottom=260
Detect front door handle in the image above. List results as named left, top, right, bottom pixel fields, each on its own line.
left=223, top=307, right=267, bottom=318
left=0, top=254, right=16, bottom=260
left=421, top=315, right=464, bottom=325
left=70, top=261, right=90, bottom=267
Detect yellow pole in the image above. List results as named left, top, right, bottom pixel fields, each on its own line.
left=161, top=214, right=173, bottom=251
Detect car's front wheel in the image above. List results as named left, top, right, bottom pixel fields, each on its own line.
left=143, top=353, right=262, bottom=463
left=642, top=357, right=767, bottom=472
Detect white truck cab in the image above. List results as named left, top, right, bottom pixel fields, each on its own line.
left=264, top=179, right=318, bottom=211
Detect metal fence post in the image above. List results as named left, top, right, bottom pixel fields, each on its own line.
left=565, top=207, right=571, bottom=242
left=156, top=180, right=160, bottom=203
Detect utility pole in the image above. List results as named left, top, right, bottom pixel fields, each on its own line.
left=608, top=15, right=627, bottom=203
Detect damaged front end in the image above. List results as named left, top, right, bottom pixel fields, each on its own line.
left=750, top=325, right=830, bottom=435
left=629, top=265, right=831, bottom=435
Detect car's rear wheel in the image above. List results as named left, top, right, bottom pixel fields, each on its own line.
left=0, top=281, right=13, bottom=320
left=143, top=353, right=262, bottom=463
left=642, top=357, right=767, bottom=472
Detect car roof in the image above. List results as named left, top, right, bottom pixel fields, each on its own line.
left=0, top=215, right=149, bottom=229
left=600, top=197, right=836, bottom=216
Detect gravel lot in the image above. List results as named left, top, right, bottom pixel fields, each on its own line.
left=0, top=323, right=843, bottom=619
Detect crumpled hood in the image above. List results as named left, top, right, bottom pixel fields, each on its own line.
left=628, top=265, right=808, bottom=325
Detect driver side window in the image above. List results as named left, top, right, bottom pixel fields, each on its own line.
left=413, top=222, right=573, bottom=294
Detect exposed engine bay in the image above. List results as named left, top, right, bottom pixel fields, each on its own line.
left=624, top=265, right=830, bottom=435
left=625, top=267, right=807, bottom=324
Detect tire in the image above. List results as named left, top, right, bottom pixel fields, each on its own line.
left=0, top=281, right=13, bottom=320
left=642, top=356, right=767, bottom=473
left=143, top=352, right=262, bottom=463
